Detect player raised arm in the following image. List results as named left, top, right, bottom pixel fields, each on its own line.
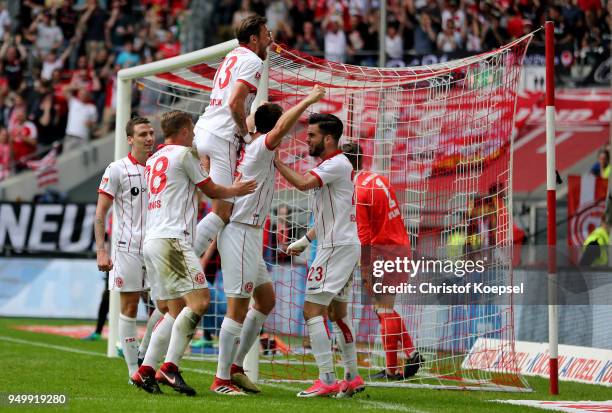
left=265, top=85, right=326, bottom=150
left=274, top=151, right=321, bottom=192
left=198, top=178, right=257, bottom=200
left=94, top=190, right=113, bottom=272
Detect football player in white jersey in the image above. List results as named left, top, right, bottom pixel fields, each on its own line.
left=95, top=117, right=164, bottom=382
left=131, top=111, right=256, bottom=396
left=193, top=15, right=272, bottom=259
left=274, top=114, right=365, bottom=398
left=211, top=85, right=326, bottom=396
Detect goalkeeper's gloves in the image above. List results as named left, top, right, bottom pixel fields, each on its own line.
left=287, top=235, right=311, bottom=255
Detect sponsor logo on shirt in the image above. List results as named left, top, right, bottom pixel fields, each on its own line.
left=194, top=272, right=205, bottom=285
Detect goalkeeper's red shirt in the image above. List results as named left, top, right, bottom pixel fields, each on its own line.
left=354, top=170, right=410, bottom=247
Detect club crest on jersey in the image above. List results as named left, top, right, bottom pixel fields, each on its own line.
left=115, top=277, right=124, bottom=288
left=255, top=72, right=261, bottom=80
left=244, top=282, right=254, bottom=294
left=194, top=272, right=205, bottom=285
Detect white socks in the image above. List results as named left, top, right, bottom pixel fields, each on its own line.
left=143, top=313, right=174, bottom=369
left=119, top=314, right=139, bottom=376
left=234, top=308, right=267, bottom=367
left=194, top=212, right=225, bottom=257
left=165, top=307, right=201, bottom=366
left=216, top=317, right=243, bottom=380
left=306, top=316, right=335, bottom=384
left=138, top=308, right=163, bottom=360
left=332, top=316, right=359, bottom=381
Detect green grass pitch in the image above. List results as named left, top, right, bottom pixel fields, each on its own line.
left=1, top=317, right=610, bottom=413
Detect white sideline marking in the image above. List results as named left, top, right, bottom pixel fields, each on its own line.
left=0, top=335, right=106, bottom=357
left=0, top=335, right=431, bottom=412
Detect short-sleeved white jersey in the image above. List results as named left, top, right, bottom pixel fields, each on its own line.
left=230, top=134, right=276, bottom=226
left=144, top=144, right=210, bottom=244
left=98, top=153, right=148, bottom=253
left=195, top=46, right=263, bottom=140
left=309, top=151, right=360, bottom=248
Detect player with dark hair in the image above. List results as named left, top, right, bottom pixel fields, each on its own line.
left=274, top=113, right=364, bottom=398
left=343, top=142, right=424, bottom=380
left=211, top=86, right=326, bottom=396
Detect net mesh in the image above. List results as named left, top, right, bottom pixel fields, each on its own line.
left=133, top=35, right=533, bottom=391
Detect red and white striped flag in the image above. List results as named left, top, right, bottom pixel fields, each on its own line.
left=567, top=174, right=608, bottom=247
left=26, top=147, right=59, bottom=188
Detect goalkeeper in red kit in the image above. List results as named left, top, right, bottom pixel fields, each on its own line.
left=343, top=142, right=424, bottom=380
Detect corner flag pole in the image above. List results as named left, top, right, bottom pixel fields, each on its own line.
left=545, top=20, right=559, bottom=395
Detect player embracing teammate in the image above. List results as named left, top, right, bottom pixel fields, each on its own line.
left=211, top=86, right=326, bottom=396
left=275, top=114, right=365, bottom=398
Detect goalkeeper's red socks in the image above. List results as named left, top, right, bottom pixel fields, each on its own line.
left=376, top=309, right=415, bottom=371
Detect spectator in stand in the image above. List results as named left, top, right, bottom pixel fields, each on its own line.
left=0, top=2, right=11, bottom=40
left=465, top=14, right=482, bottom=52
left=26, top=10, right=64, bottom=58
left=0, top=126, right=10, bottom=178
left=106, top=0, right=135, bottom=53
left=505, top=7, right=526, bottom=40
left=385, top=21, right=405, bottom=67
left=441, top=0, right=465, bottom=36
left=289, top=0, right=315, bottom=38
left=481, top=14, right=508, bottom=50
left=347, top=14, right=366, bottom=61
left=0, top=33, right=27, bottom=92
left=156, top=30, right=181, bottom=60
left=79, top=0, right=110, bottom=57
left=413, top=12, right=438, bottom=54
left=41, top=35, right=79, bottom=81
left=266, top=0, right=293, bottom=45
left=324, top=15, right=349, bottom=63
left=116, top=39, right=141, bottom=68
left=232, top=0, right=255, bottom=31
left=437, top=18, right=462, bottom=53
left=34, top=92, right=65, bottom=147
left=10, top=109, right=38, bottom=169
left=56, top=0, right=79, bottom=43
left=7, top=93, right=27, bottom=132
left=63, top=85, right=98, bottom=149
left=590, top=149, right=610, bottom=179
left=295, top=21, right=322, bottom=54
left=547, top=5, right=574, bottom=45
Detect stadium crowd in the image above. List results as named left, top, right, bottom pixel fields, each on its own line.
left=0, top=0, right=609, bottom=179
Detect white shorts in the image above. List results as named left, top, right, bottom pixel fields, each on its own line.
left=109, top=249, right=149, bottom=292
left=143, top=238, right=208, bottom=300
left=194, top=126, right=238, bottom=201
left=305, top=244, right=360, bottom=306
left=218, top=221, right=272, bottom=298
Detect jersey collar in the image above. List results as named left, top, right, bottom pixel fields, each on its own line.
left=128, top=152, right=147, bottom=166
left=318, top=149, right=343, bottom=165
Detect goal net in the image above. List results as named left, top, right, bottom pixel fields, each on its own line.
left=116, top=34, right=533, bottom=392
